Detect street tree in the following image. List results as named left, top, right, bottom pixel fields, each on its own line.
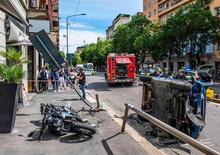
left=59, top=51, right=65, bottom=59
left=154, top=1, right=220, bottom=65
left=80, top=40, right=112, bottom=70
left=134, top=23, right=165, bottom=62
left=72, top=53, right=82, bottom=66
left=112, top=14, right=151, bottom=67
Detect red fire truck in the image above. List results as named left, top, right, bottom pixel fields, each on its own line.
left=106, top=53, right=136, bottom=86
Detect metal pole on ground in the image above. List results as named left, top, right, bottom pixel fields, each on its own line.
left=36, top=36, right=93, bottom=109
left=121, top=103, right=220, bottom=155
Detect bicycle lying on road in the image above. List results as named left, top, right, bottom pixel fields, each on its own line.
left=36, top=103, right=96, bottom=140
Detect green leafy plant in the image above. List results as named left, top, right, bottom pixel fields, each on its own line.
left=0, top=48, right=28, bottom=84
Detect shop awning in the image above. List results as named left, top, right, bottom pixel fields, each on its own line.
left=115, top=57, right=131, bottom=64
left=29, top=30, right=65, bottom=69
left=0, top=1, right=29, bottom=26
left=7, top=21, right=32, bottom=46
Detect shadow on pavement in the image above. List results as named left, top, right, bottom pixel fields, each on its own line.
left=28, top=118, right=95, bottom=144
left=27, top=129, right=93, bottom=144
left=127, top=114, right=191, bottom=154
left=30, top=120, right=41, bottom=127
left=16, top=113, right=41, bottom=116
left=26, top=129, right=59, bottom=142
left=86, top=82, right=111, bottom=92
left=101, top=132, right=121, bottom=155
left=58, top=98, right=81, bottom=101
left=59, top=134, right=93, bottom=144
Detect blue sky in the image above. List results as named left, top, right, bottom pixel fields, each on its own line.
left=59, top=0, right=142, bottom=53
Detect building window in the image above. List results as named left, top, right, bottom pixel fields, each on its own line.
left=171, top=0, right=182, bottom=6
left=154, top=9, right=157, bottom=15
left=215, top=7, right=220, bottom=16
left=144, top=5, right=147, bottom=12
left=29, top=0, right=37, bottom=8
left=166, top=3, right=169, bottom=9
left=148, top=2, right=151, bottom=8
left=148, top=12, right=151, bottom=17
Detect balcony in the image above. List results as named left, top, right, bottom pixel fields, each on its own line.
left=53, top=5, right=58, bottom=11
left=27, top=7, right=48, bottom=19
left=158, top=0, right=193, bottom=16
left=49, top=32, right=59, bottom=46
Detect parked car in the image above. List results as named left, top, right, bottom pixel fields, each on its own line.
left=197, top=64, right=214, bottom=78
left=84, top=68, right=93, bottom=76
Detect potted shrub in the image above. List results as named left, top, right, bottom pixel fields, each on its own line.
left=0, top=48, right=28, bottom=133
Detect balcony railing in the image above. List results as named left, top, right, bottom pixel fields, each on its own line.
left=158, top=0, right=183, bottom=14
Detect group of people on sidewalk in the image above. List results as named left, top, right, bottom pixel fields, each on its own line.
left=37, top=67, right=86, bottom=99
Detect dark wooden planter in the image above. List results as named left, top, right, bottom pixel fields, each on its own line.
left=0, top=83, right=19, bottom=133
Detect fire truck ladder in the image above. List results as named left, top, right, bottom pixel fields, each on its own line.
left=111, top=59, right=115, bottom=80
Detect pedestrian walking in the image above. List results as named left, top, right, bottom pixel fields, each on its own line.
left=39, top=67, right=49, bottom=92
left=69, top=68, right=76, bottom=85
left=59, top=68, right=66, bottom=91
left=37, top=68, right=43, bottom=92
left=51, top=68, right=59, bottom=92
left=76, top=68, right=86, bottom=99
left=64, top=67, right=69, bottom=86
left=45, top=67, right=49, bottom=91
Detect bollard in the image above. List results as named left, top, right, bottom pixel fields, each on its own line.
left=95, top=94, right=100, bottom=109
left=121, top=103, right=130, bottom=132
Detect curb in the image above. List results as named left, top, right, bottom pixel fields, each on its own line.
left=86, top=91, right=166, bottom=155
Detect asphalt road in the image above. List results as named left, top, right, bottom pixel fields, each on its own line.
left=86, top=72, right=220, bottom=155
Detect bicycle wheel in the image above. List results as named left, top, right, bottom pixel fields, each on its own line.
left=71, top=123, right=96, bottom=135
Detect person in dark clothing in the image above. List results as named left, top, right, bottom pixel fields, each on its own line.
left=64, top=67, right=69, bottom=86
left=40, top=67, right=48, bottom=92
left=51, top=68, right=60, bottom=92
left=76, top=68, right=86, bottom=99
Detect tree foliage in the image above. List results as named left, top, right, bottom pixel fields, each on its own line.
left=112, top=14, right=151, bottom=65
left=153, top=1, right=220, bottom=65
left=80, top=40, right=112, bottom=69
left=78, top=2, right=220, bottom=68
left=59, top=51, right=65, bottom=59
left=133, top=0, right=220, bottom=64
left=72, top=53, right=82, bottom=66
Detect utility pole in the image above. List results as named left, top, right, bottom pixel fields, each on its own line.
left=66, top=13, right=86, bottom=65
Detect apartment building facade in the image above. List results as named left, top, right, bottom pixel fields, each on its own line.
left=106, top=14, right=131, bottom=40
left=143, top=0, right=220, bottom=79
left=27, top=0, right=59, bottom=92
left=143, top=0, right=194, bottom=22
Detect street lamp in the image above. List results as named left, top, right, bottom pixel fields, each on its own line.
left=66, top=13, right=86, bottom=65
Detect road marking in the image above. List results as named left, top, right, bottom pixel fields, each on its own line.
left=207, top=101, right=220, bottom=107
left=199, top=139, right=210, bottom=142
left=86, top=91, right=166, bottom=155
left=207, top=144, right=215, bottom=147
left=199, top=139, right=215, bottom=148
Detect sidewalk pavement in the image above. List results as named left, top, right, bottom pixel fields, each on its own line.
left=0, top=89, right=148, bottom=155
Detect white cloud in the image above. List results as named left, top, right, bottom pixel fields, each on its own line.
left=60, top=22, right=95, bottom=30
left=59, top=29, right=105, bottom=53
